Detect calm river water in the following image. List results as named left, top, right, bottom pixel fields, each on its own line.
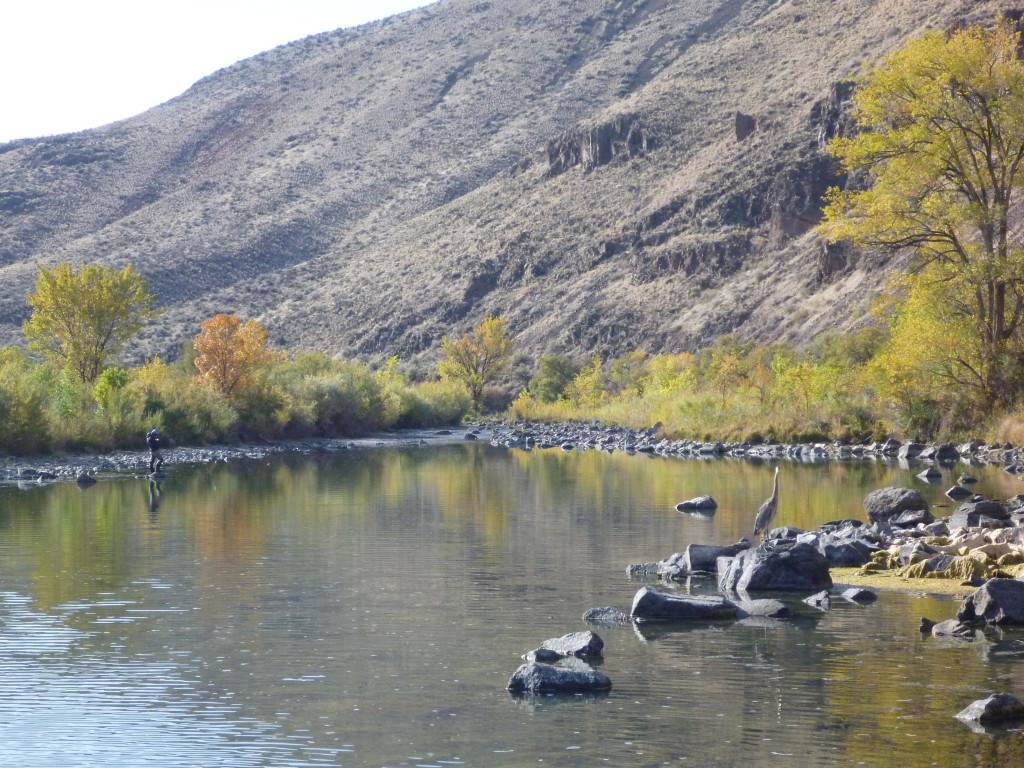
left=1, top=437, right=1023, bottom=767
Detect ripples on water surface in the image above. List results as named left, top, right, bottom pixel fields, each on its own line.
left=1, top=440, right=1024, bottom=767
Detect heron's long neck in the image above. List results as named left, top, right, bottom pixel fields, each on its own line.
left=772, top=471, right=779, bottom=498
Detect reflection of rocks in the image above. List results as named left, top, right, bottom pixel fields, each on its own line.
left=506, top=662, right=612, bottom=694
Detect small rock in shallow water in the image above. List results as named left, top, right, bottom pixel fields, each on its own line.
left=506, top=662, right=612, bottom=694
left=675, top=495, right=717, bottom=512
left=804, top=591, right=831, bottom=611
left=841, top=587, right=877, bottom=603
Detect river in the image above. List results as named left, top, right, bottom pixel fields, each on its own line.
left=0, top=436, right=1022, bottom=767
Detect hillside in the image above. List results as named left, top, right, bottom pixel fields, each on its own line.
left=0, top=0, right=1013, bottom=367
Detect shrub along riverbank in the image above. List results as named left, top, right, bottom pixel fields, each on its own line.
left=507, top=331, right=1024, bottom=446
left=0, top=348, right=470, bottom=456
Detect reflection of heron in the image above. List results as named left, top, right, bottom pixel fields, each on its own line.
left=753, top=466, right=780, bottom=538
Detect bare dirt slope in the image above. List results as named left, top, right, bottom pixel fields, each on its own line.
left=0, top=0, right=1013, bottom=365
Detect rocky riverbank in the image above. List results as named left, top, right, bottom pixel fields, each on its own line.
left=487, top=420, right=1018, bottom=467
left=0, top=431, right=454, bottom=488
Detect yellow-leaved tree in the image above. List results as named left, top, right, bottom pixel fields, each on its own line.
left=821, top=20, right=1024, bottom=410
left=438, top=315, right=515, bottom=408
left=193, top=314, right=284, bottom=398
left=23, top=263, right=161, bottom=382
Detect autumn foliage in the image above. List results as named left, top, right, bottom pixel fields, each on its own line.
left=23, top=263, right=161, bottom=382
left=821, top=21, right=1024, bottom=409
left=193, top=314, right=285, bottom=397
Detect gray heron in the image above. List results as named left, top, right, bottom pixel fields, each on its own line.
left=752, top=466, right=780, bottom=538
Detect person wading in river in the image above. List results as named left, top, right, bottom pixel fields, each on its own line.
left=146, top=429, right=164, bottom=474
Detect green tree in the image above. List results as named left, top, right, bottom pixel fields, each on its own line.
left=564, top=356, right=608, bottom=408
left=528, top=354, right=582, bottom=402
left=438, top=316, right=515, bottom=408
left=23, top=263, right=162, bottom=382
left=821, top=20, right=1024, bottom=408
left=610, top=348, right=649, bottom=397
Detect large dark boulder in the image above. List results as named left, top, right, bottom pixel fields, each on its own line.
left=956, top=694, right=1024, bottom=725
left=890, top=508, right=935, bottom=528
left=817, top=522, right=881, bottom=567
left=957, top=579, right=1024, bottom=625
left=507, top=662, right=612, bottom=694
left=950, top=500, right=1009, bottom=529
left=630, top=586, right=738, bottom=622
left=821, top=542, right=872, bottom=567
left=897, top=442, right=925, bottom=459
left=718, top=542, right=832, bottom=593
left=863, top=487, right=928, bottom=524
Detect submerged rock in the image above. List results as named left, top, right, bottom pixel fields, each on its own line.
left=841, top=587, right=877, bottom=603
left=506, top=662, right=612, bottom=694
left=582, top=606, right=630, bottom=626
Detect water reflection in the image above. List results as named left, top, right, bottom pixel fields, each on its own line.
left=0, top=444, right=1022, bottom=766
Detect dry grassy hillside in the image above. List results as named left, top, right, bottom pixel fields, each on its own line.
left=0, top=0, right=1014, bottom=367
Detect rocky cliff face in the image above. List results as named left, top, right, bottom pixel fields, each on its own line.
left=0, top=0, right=1012, bottom=364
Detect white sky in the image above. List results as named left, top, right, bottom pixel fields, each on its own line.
left=0, top=1, right=437, bottom=143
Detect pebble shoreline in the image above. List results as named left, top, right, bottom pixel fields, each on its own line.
left=0, top=432, right=450, bottom=488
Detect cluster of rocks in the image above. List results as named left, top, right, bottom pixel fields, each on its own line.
left=665, top=485, right=1024, bottom=583
left=0, top=444, right=334, bottom=488
left=506, top=631, right=612, bottom=694
left=856, top=487, right=1024, bottom=581
left=923, top=579, right=1024, bottom=729
left=513, top=535, right=850, bottom=695
left=487, top=422, right=1024, bottom=467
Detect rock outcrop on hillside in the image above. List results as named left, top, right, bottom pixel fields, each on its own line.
left=0, top=0, right=1012, bottom=365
